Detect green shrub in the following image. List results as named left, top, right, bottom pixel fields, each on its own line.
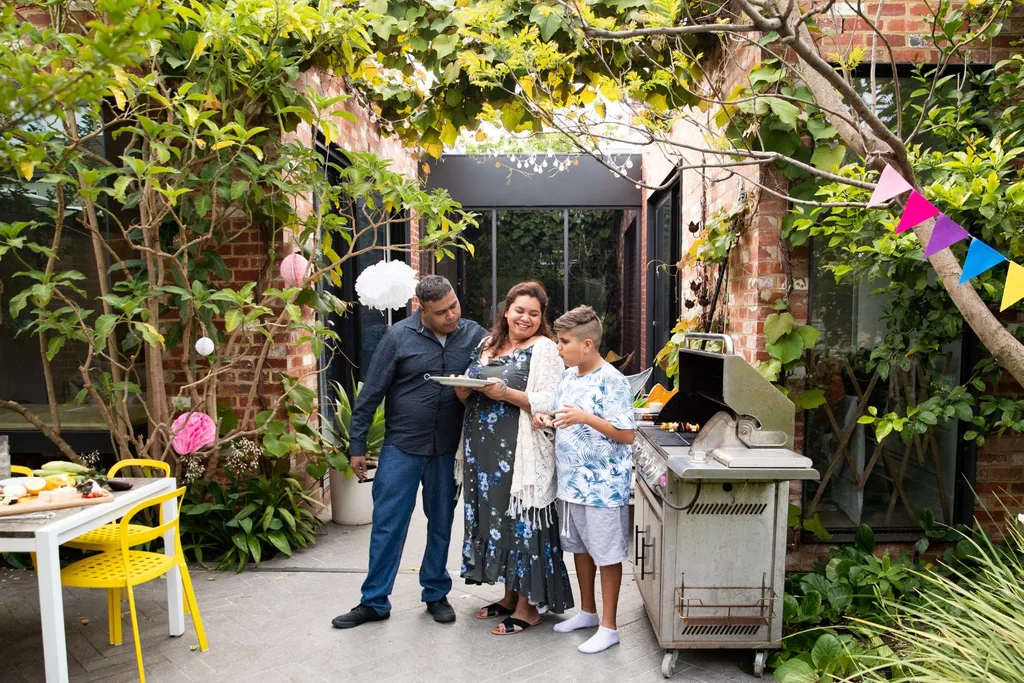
left=180, top=457, right=323, bottom=572
left=856, top=514, right=1024, bottom=682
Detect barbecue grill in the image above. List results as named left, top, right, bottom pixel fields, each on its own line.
left=632, top=334, right=819, bottom=678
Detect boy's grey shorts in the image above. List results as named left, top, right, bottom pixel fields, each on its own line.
left=559, top=501, right=630, bottom=566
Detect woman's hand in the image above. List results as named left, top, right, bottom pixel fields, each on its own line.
left=454, top=386, right=472, bottom=403
left=552, top=403, right=592, bottom=429
left=532, top=412, right=553, bottom=429
left=478, top=378, right=508, bottom=401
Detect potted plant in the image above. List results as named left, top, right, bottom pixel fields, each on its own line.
left=324, top=380, right=384, bottom=525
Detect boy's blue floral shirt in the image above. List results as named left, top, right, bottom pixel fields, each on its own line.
left=554, top=362, right=635, bottom=508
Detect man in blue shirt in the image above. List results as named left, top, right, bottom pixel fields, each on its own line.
left=332, top=275, right=486, bottom=629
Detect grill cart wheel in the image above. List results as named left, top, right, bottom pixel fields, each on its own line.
left=661, top=650, right=679, bottom=678
left=753, top=650, right=767, bottom=678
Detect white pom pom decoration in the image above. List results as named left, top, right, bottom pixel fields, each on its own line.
left=195, top=336, right=215, bottom=357
left=355, top=260, right=419, bottom=311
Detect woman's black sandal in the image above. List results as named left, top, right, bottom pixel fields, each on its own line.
left=492, top=616, right=541, bottom=635
left=475, top=602, right=514, bottom=619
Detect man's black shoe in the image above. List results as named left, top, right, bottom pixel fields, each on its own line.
left=426, top=597, right=456, bottom=623
left=332, top=604, right=390, bottom=629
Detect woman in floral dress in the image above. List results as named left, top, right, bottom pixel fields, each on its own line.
left=455, top=281, right=573, bottom=635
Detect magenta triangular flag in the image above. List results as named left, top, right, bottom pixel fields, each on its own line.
left=869, top=165, right=913, bottom=207
left=923, top=215, right=970, bottom=257
left=895, top=191, right=940, bottom=233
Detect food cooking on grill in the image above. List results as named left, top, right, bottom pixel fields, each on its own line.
left=658, top=422, right=700, bottom=433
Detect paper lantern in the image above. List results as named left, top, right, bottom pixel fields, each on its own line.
left=195, top=336, right=215, bottom=357
left=170, top=412, right=217, bottom=456
left=280, top=252, right=309, bottom=288
left=355, top=260, right=418, bottom=311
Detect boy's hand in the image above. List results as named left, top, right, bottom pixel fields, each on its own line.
left=532, top=412, right=554, bottom=429
left=553, top=403, right=591, bottom=429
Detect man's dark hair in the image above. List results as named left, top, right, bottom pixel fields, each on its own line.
left=415, top=274, right=454, bottom=304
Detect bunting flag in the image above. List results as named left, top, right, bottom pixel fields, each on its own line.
left=869, top=165, right=1024, bottom=310
left=895, top=191, right=940, bottom=233
left=1001, top=262, right=1024, bottom=311
left=959, top=239, right=1006, bottom=284
left=924, top=215, right=970, bottom=258
left=868, top=164, right=913, bottom=207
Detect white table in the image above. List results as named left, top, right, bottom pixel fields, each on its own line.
left=0, top=478, right=183, bottom=682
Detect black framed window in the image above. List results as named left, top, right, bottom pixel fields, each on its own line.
left=316, top=138, right=409, bottom=397
left=801, top=66, right=977, bottom=538
left=647, top=177, right=681, bottom=387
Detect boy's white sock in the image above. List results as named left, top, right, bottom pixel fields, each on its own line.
left=553, top=610, right=599, bottom=632
left=578, top=626, right=619, bottom=653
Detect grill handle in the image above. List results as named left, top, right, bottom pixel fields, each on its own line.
left=641, top=532, right=655, bottom=579
left=680, top=333, right=734, bottom=356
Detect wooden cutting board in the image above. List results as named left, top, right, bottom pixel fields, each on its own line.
left=0, top=491, right=115, bottom=517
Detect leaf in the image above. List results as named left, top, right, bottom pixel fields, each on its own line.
left=432, top=34, right=459, bottom=60
left=765, top=97, right=801, bottom=131
left=791, top=389, right=826, bottom=410
left=810, top=144, right=846, bottom=172
left=266, top=530, right=292, bottom=556
left=766, top=333, right=805, bottom=365
left=811, top=633, right=843, bottom=669
left=46, top=336, right=66, bottom=361
left=795, top=324, right=819, bottom=349
left=854, top=523, right=876, bottom=554
left=764, top=312, right=794, bottom=343
left=94, top=314, right=118, bottom=347
left=806, top=118, right=838, bottom=140
left=18, top=161, right=35, bottom=181
left=800, top=573, right=832, bottom=596
left=225, top=309, right=243, bottom=332
left=826, top=582, right=853, bottom=611
left=803, top=513, right=833, bottom=541
left=773, top=657, right=817, bottom=683
left=797, top=590, right=823, bottom=621
left=217, top=401, right=238, bottom=437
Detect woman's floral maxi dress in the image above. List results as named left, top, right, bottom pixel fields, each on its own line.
left=460, top=346, right=574, bottom=612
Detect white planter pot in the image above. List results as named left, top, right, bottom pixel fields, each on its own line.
left=329, top=467, right=374, bottom=526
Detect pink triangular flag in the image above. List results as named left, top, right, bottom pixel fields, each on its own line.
left=923, top=215, right=970, bottom=257
left=895, top=191, right=940, bottom=234
left=868, top=165, right=913, bottom=207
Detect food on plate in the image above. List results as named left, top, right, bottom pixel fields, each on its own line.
left=0, top=483, right=28, bottom=506
left=40, top=460, right=92, bottom=476
left=20, top=477, right=48, bottom=495
left=76, top=479, right=107, bottom=498
left=38, top=486, right=79, bottom=503
left=45, top=473, right=72, bottom=490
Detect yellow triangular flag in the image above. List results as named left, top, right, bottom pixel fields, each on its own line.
left=1000, top=262, right=1024, bottom=311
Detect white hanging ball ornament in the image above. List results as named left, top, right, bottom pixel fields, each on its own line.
left=355, top=260, right=419, bottom=311
left=626, top=159, right=634, bottom=169
left=195, top=336, right=215, bottom=357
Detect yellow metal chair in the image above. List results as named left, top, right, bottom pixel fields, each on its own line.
left=64, top=458, right=176, bottom=646
left=61, top=486, right=208, bottom=683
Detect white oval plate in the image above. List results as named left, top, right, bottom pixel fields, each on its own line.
left=425, top=375, right=495, bottom=388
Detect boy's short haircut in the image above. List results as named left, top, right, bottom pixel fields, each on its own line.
left=554, top=305, right=603, bottom=346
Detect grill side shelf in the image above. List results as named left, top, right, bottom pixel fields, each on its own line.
left=675, top=573, right=775, bottom=630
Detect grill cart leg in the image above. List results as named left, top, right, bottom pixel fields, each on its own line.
left=661, top=650, right=679, bottom=678
left=753, top=650, right=767, bottom=678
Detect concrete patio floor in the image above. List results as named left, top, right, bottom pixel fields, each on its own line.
left=0, top=495, right=773, bottom=683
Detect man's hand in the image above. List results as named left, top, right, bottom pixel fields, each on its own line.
left=349, top=455, right=368, bottom=482
left=478, top=378, right=507, bottom=401
left=532, top=412, right=554, bottom=429
left=552, top=403, right=592, bottom=429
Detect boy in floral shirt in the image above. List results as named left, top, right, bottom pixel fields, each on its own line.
left=533, top=305, right=635, bottom=653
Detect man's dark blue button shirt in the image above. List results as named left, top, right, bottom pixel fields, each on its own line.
left=348, top=313, right=487, bottom=457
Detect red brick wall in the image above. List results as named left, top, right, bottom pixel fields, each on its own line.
left=164, top=70, right=421, bottom=424
left=642, top=0, right=1024, bottom=568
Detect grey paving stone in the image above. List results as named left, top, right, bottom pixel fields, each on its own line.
left=1, top=500, right=764, bottom=683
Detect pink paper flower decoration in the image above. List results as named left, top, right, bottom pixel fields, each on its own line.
left=170, top=412, right=217, bottom=456
left=280, top=252, right=309, bottom=288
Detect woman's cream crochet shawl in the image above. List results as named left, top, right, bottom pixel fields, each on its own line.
left=455, top=336, right=565, bottom=526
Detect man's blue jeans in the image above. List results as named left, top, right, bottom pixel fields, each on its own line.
left=360, top=442, right=457, bottom=615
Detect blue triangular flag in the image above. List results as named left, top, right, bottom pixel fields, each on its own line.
left=959, top=239, right=1007, bottom=284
